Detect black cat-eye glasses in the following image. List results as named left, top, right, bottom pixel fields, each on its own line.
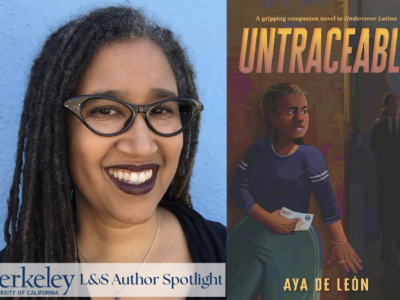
left=63, top=95, right=203, bottom=137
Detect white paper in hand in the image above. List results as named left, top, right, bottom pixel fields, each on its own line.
left=279, top=207, right=314, bottom=231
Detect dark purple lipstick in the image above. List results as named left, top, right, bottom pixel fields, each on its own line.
left=105, top=164, right=159, bottom=195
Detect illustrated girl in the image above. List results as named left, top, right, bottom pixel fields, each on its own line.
left=227, top=83, right=362, bottom=300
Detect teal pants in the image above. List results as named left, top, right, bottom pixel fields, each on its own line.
left=227, top=216, right=322, bottom=300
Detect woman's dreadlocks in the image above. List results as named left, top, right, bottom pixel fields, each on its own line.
left=4, top=6, right=201, bottom=271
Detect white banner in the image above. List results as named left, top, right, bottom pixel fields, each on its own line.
left=0, top=263, right=225, bottom=297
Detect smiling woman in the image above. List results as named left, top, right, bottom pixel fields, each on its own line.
left=69, top=40, right=188, bottom=226
left=0, top=6, right=225, bottom=299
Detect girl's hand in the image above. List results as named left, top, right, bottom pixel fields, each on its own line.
left=250, top=205, right=299, bottom=234
left=327, top=241, right=363, bottom=273
left=264, top=210, right=299, bottom=234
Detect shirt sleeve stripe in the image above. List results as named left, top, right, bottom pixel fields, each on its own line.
left=238, top=164, right=246, bottom=171
left=241, top=161, right=248, bottom=166
left=309, top=170, right=328, bottom=179
left=311, top=173, right=329, bottom=183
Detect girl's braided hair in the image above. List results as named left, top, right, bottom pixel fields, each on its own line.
left=261, top=83, right=306, bottom=144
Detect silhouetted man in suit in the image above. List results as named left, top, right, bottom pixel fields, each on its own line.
left=370, top=93, right=400, bottom=261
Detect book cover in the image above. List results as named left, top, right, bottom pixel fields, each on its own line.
left=227, top=0, right=400, bottom=299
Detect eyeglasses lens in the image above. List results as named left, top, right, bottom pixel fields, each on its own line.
left=148, top=100, right=192, bottom=135
left=81, top=98, right=193, bottom=135
left=82, top=98, right=133, bottom=134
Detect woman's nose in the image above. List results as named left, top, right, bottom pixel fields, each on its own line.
left=295, top=111, right=304, bottom=122
left=115, top=113, right=158, bottom=157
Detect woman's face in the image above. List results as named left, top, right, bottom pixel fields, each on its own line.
left=68, top=39, right=182, bottom=225
left=269, top=93, right=309, bottom=139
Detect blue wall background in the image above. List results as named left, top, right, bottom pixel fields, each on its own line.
left=0, top=0, right=226, bottom=249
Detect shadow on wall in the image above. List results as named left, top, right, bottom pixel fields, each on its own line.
left=349, top=133, right=378, bottom=257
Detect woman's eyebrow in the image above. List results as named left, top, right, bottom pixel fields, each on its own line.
left=87, top=90, right=126, bottom=98
left=288, top=106, right=308, bottom=109
left=83, top=89, right=179, bottom=100
left=150, top=88, right=178, bottom=99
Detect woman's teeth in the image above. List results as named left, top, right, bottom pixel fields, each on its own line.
left=107, top=168, right=153, bottom=185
